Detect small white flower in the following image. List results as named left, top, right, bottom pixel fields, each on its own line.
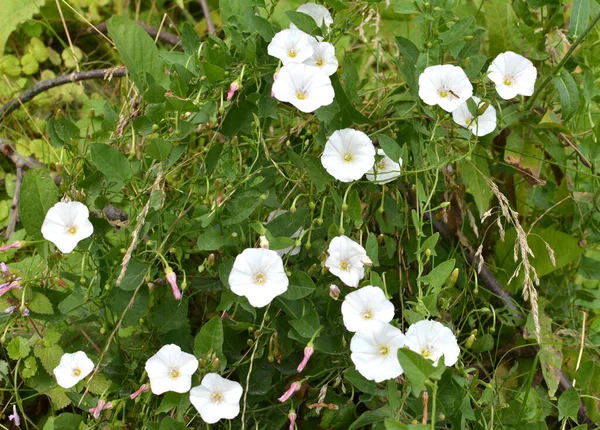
left=325, top=235, right=368, bottom=287
left=267, top=29, right=314, bottom=65
left=418, top=65, right=473, bottom=112
left=366, top=149, right=402, bottom=184
left=144, top=344, right=199, bottom=394
left=190, top=373, right=243, bottom=424
left=488, top=51, right=537, bottom=100
left=272, top=63, right=335, bottom=113
left=342, top=285, right=395, bottom=332
left=41, top=201, right=94, bottom=253
left=452, top=96, right=497, bottom=137
left=228, top=248, right=289, bottom=307
left=53, top=351, right=94, bottom=388
left=404, top=320, right=460, bottom=366
left=266, top=210, right=304, bottom=256
left=350, top=322, right=405, bottom=382
left=321, top=129, right=376, bottom=182
left=304, top=41, right=338, bottom=76
left=291, top=3, right=333, bottom=29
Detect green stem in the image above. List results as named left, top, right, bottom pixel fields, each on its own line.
left=430, top=381, right=438, bottom=430
left=526, top=12, right=600, bottom=110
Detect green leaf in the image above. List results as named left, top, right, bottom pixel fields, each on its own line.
left=47, top=117, right=80, bottom=148
left=197, top=228, right=229, bottom=251
left=304, top=155, right=331, bottom=192
left=377, top=134, right=402, bottom=164
left=366, top=233, right=380, bottom=267
left=346, top=188, right=362, bottom=225
left=439, top=17, right=475, bottom=47
left=568, top=0, right=590, bottom=40
left=558, top=387, right=580, bottom=421
left=397, top=348, right=445, bottom=395
left=394, top=2, right=419, bottom=14
left=0, top=0, right=45, bottom=54
left=348, top=407, right=389, bottom=430
left=159, top=417, right=188, bottom=430
left=248, top=15, right=275, bottom=41
left=344, top=368, right=381, bottom=395
left=552, top=69, right=580, bottom=121
left=330, top=73, right=374, bottom=126
left=29, top=292, right=54, bottom=314
left=52, top=413, right=83, bottom=429
left=119, top=259, right=148, bottom=291
left=281, top=271, right=316, bottom=300
left=221, top=100, right=257, bottom=138
left=19, top=169, right=59, bottom=239
left=395, top=36, right=420, bottom=95
left=418, top=259, right=455, bottom=294
left=7, top=336, right=30, bottom=360
left=90, top=143, right=133, bottom=183
left=88, top=374, right=111, bottom=395
left=485, top=0, right=521, bottom=57
left=289, top=310, right=320, bottom=338
left=385, top=420, right=429, bottom=430
left=194, top=317, right=224, bottom=359
left=199, top=62, right=226, bottom=83
left=285, top=11, right=322, bottom=37
left=106, top=16, right=168, bottom=92
left=223, top=189, right=262, bottom=226
left=34, top=344, right=64, bottom=374
left=461, top=157, right=493, bottom=216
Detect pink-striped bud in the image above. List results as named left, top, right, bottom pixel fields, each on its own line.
left=329, top=285, right=340, bottom=300
left=278, top=381, right=302, bottom=402
left=130, top=384, right=149, bottom=400
left=288, top=409, right=297, bottom=430
left=8, top=405, right=20, bottom=426
left=227, top=82, right=240, bottom=100
left=297, top=345, right=314, bottom=373
left=89, top=399, right=113, bottom=419
left=165, top=268, right=181, bottom=300
left=0, top=242, right=21, bottom=252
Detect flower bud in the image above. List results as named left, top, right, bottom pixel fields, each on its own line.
left=297, top=345, right=314, bottom=373
left=329, top=285, right=340, bottom=300
left=226, top=81, right=240, bottom=100
left=165, top=267, right=181, bottom=300
left=278, top=381, right=302, bottom=402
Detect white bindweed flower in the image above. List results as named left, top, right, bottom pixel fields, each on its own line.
left=366, top=149, right=402, bottom=184
left=325, top=235, right=368, bottom=287
left=190, top=373, right=243, bottom=424
left=350, top=322, right=406, bottom=382
left=53, top=351, right=94, bottom=388
left=291, top=3, right=333, bottom=29
left=267, top=29, right=314, bottom=65
left=41, top=201, right=94, bottom=253
left=272, top=63, right=334, bottom=113
left=321, top=129, right=376, bottom=182
left=304, top=41, right=338, bottom=76
left=404, top=320, right=460, bottom=366
left=418, top=65, right=473, bottom=112
left=452, top=96, right=497, bottom=137
left=266, top=210, right=304, bottom=257
left=342, top=285, right=395, bottom=332
left=145, top=344, right=199, bottom=394
left=228, top=248, right=289, bottom=307
left=487, top=51, right=537, bottom=100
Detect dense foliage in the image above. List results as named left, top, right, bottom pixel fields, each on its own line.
left=1, top=0, right=599, bottom=428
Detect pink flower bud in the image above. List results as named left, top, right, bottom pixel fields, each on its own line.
left=297, top=345, right=314, bottom=373
left=130, top=384, right=149, bottom=400
left=278, top=381, right=302, bottom=402
left=329, top=285, right=340, bottom=300
left=165, top=268, right=181, bottom=300
left=4, top=305, right=16, bottom=314
left=0, top=242, right=21, bottom=252
left=89, top=399, right=113, bottom=419
left=9, top=405, right=19, bottom=426
left=288, top=410, right=297, bottom=430
left=227, top=82, right=240, bottom=100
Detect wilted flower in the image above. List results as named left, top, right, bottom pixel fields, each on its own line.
left=165, top=267, right=181, bottom=300
left=272, top=63, right=334, bottom=113
left=321, top=129, right=376, bottom=182
left=53, top=351, right=94, bottom=388
left=228, top=248, right=289, bottom=308
left=487, top=51, right=537, bottom=100
left=279, top=381, right=302, bottom=402
left=190, top=373, right=243, bottom=424
left=227, top=81, right=239, bottom=100
left=452, top=96, right=497, bottom=137
left=418, top=65, right=473, bottom=112
left=366, top=149, right=402, bottom=184
left=268, top=29, right=314, bottom=65
left=8, top=405, right=19, bottom=426
left=292, top=3, right=333, bottom=29
left=41, top=201, right=94, bottom=253
left=304, top=41, right=338, bottom=76
left=329, top=284, right=340, bottom=300
left=130, top=384, right=149, bottom=400
left=145, top=344, right=199, bottom=394
left=89, top=399, right=113, bottom=419
left=325, top=235, right=369, bottom=287
left=350, top=322, right=405, bottom=382
left=341, top=285, right=395, bottom=332
left=404, top=320, right=460, bottom=366
left=266, top=210, right=304, bottom=257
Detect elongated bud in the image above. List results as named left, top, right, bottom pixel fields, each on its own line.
left=259, top=236, right=270, bottom=249
left=227, top=81, right=240, bottom=100
left=130, top=384, right=149, bottom=400
left=447, top=268, right=459, bottom=287
left=465, top=333, right=476, bottom=349
left=165, top=267, right=181, bottom=300
left=288, top=409, right=297, bottom=430
left=297, top=345, right=314, bottom=373
left=329, top=285, right=340, bottom=300
left=477, top=102, right=490, bottom=116
left=361, top=256, right=373, bottom=267
left=89, top=399, right=113, bottom=419
left=0, top=241, right=22, bottom=252
left=278, top=381, right=302, bottom=402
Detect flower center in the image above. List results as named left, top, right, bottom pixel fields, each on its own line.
left=288, top=49, right=297, bottom=58
left=212, top=391, right=224, bottom=404
left=67, top=225, right=78, bottom=235
left=340, top=259, right=351, bottom=271
left=296, top=91, right=307, bottom=100
left=72, top=367, right=82, bottom=377
left=168, top=368, right=180, bottom=380
left=438, top=90, right=449, bottom=98
left=379, top=346, right=389, bottom=356
left=465, top=117, right=474, bottom=126
left=343, top=153, right=353, bottom=162
left=362, top=310, right=373, bottom=319
left=504, top=76, right=514, bottom=86
left=421, top=345, right=433, bottom=358
left=377, top=161, right=386, bottom=170
left=254, top=272, right=267, bottom=285
left=316, top=58, right=324, bottom=67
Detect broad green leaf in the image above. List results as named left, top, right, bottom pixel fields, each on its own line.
left=348, top=407, right=389, bottom=430
left=46, top=389, right=72, bottom=410
left=223, top=189, right=262, bottom=226
left=221, top=100, right=256, bottom=138
left=485, top=0, right=520, bottom=57
left=385, top=420, right=429, bottom=430
left=344, top=368, right=381, bottom=395
left=285, top=11, right=322, bottom=37
left=0, top=0, right=45, bottom=54
left=249, top=15, right=275, bottom=41
left=461, top=158, right=493, bottom=216
left=289, top=310, right=320, bottom=338
left=88, top=374, right=111, bottom=395
left=366, top=233, right=380, bottom=267
left=197, top=228, right=229, bottom=251
left=21, top=356, right=37, bottom=378
left=397, top=348, right=445, bottom=395
left=34, top=344, right=64, bottom=374
left=394, top=2, right=419, bottom=14
left=552, top=69, right=579, bottom=120
left=346, top=188, right=362, bottom=225
left=558, top=387, right=580, bottom=421
left=7, top=336, right=30, bottom=360
left=439, top=17, right=475, bottom=47
left=159, top=417, right=188, bottom=430
left=28, top=292, right=54, bottom=314
left=119, top=259, right=148, bottom=291
left=47, top=117, right=80, bottom=148
left=19, top=169, right=59, bottom=239
left=106, top=16, right=168, bottom=92
left=377, top=134, right=402, bottom=164
left=281, top=271, right=316, bottom=300
left=330, top=73, right=374, bottom=126
left=568, top=0, right=590, bottom=40
left=418, top=259, right=455, bottom=294
left=194, top=317, right=224, bottom=359
left=90, top=143, right=133, bottom=183
left=304, top=155, right=332, bottom=192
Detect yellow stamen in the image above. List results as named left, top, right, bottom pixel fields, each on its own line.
left=72, top=367, right=81, bottom=377
left=67, top=226, right=78, bottom=235
left=362, top=310, right=373, bottom=319
left=288, top=49, right=297, bottom=58
left=168, top=368, right=180, bottom=379
left=340, top=259, right=351, bottom=270
left=438, top=90, right=449, bottom=98
left=421, top=348, right=431, bottom=358
left=254, top=273, right=266, bottom=285
left=316, top=58, right=324, bottom=67
left=212, top=391, right=224, bottom=404
left=379, top=346, right=389, bottom=356
left=503, top=77, right=513, bottom=86
left=296, top=91, right=307, bottom=100
left=343, top=153, right=353, bottom=162
left=377, top=161, right=386, bottom=170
